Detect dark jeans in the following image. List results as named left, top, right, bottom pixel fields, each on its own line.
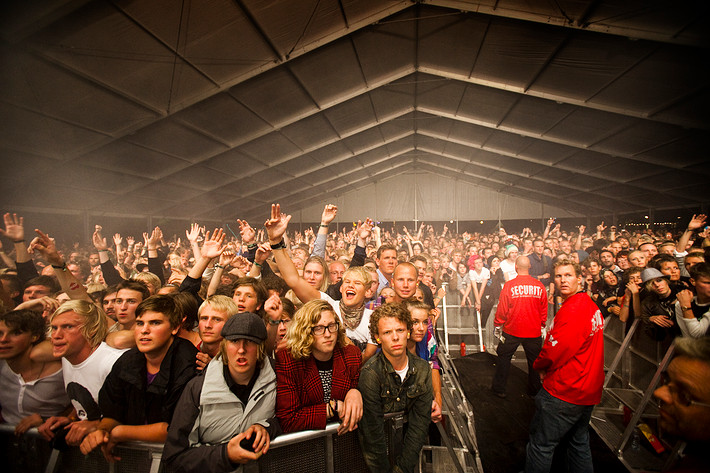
left=491, top=332, right=542, bottom=395
left=525, top=388, right=594, bottom=473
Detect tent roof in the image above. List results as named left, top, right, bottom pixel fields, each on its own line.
left=2, top=0, right=708, bottom=223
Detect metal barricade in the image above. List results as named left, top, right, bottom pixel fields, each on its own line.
left=1, top=414, right=407, bottom=473
left=438, top=283, right=486, bottom=357
left=591, top=316, right=681, bottom=472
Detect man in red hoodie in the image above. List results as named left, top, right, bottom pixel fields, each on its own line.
left=491, top=256, right=548, bottom=398
left=525, top=259, right=605, bottom=473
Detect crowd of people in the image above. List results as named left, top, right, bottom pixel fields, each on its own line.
left=0, top=204, right=708, bottom=473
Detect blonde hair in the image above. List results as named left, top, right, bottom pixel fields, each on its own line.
left=286, top=299, right=349, bottom=360
left=131, top=272, right=161, bottom=295
left=199, top=295, right=238, bottom=318
left=51, top=299, right=108, bottom=348
left=304, top=255, right=329, bottom=292
left=342, top=266, right=372, bottom=285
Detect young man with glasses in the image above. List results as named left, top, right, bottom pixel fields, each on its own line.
left=653, top=336, right=710, bottom=471
left=275, top=299, right=362, bottom=433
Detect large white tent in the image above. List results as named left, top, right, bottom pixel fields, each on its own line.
left=1, top=0, right=708, bottom=230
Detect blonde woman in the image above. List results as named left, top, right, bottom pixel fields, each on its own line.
left=275, top=299, right=362, bottom=434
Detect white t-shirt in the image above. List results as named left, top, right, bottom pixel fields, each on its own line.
left=320, top=292, right=376, bottom=347
left=500, top=259, right=517, bottom=281
left=469, top=267, right=491, bottom=284
left=0, top=362, right=69, bottom=424
left=394, top=359, right=409, bottom=382
left=61, top=342, right=126, bottom=420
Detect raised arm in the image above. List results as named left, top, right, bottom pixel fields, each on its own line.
left=265, top=204, right=319, bottom=302
left=575, top=225, right=585, bottom=251
left=187, top=229, right=226, bottom=281
left=1, top=213, right=31, bottom=265
left=93, top=226, right=124, bottom=286
left=596, top=221, right=607, bottom=242
left=185, top=223, right=203, bottom=264
left=146, top=226, right=166, bottom=285
left=312, top=204, right=337, bottom=258
left=247, top=243, right=271, bottom=278
left=542, top=218, right=554, bottom=240
left=677, top=214, right=706, bottom=253
left=30, top=229, right=92, bottom=302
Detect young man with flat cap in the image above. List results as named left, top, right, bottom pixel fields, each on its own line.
left=162, top=312, right=279, bottom=472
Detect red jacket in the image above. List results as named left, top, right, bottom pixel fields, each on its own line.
left=534, top=292, right=605, bottom=405
left=275, top=343, right=361, bottom=433
left=494, top=275, right=547, bottom=338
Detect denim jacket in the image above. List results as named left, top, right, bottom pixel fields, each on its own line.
left=358, top=351, right=433, bottom=473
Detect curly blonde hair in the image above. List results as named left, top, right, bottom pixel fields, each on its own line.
left=286, top=299, right=349, bottom=360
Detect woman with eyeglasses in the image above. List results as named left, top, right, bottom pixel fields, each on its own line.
left=275, top=299, right=363, bottom=434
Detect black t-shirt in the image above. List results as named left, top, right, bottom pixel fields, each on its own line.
left=224, top=363, right=261, bottom=406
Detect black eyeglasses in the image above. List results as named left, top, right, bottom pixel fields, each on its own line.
left=267, top=319, right=291, bottom=327
left=659, top=372, right=710, bottom=408
left=312, top=322, right=338, bottom=335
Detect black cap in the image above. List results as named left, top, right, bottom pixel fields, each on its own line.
left=220, top=312, right=267, bottom=344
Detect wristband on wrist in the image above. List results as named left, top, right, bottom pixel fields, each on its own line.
left=247, top=243, right=257, bottom=249
left=319, top=223, right=328, bottom=228
left=12, top=239, right=25, bottom=243
left=270, top=240, right=286, bottom=250
left=214, top=263, right=224, bottom=269
left=254, top=262, right=262, bottom=268
left=51, top=262, right=67, bottom=271
left=681, top=306, right=692, bottom=311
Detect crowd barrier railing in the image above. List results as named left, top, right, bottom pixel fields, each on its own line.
left=592, top=315, right=682, bottom=472
left=1, top=412, right=416, bottom=473
left=439, top=283, right=488, bottom=356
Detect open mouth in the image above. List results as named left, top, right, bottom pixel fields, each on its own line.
left=235, top=357, right=249, bottom=366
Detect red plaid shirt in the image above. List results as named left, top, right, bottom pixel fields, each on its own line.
left=275, top=343, right=362, bottom=432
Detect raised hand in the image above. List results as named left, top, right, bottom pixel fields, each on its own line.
left=546, top=217, right=555, bottom=227
left=92, top=227, right=108, bottom=251
left=218, top=249, right=234, bottom=267
left=200, top=229, right=226, bottom=259
left=687, top=214, right=707, bottom=231
left=30, top=229, right=63, bottom=266
left=147, top=227, right=162, bottom=250
left=254, top=243, right=272, bottom=264
left=321, top=204, right=338, bottom=225
left=578, top=225, right=586, bottom=235
left=264, top=204, right=291, bottom=244
left=237, top=219, right=256, bottom=245
left=230, top=255, right=251, bottom=273
left=263, top=293, right=282, bottom=319
left=185, top=223, right=203, bottom=243
left=112, top=233, right=122, bottom=246
left=597, top=222, right=607, bottom=233
left=357, top=218, right=374, bottom=241
left=0, top=213, right=25, bottom=242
